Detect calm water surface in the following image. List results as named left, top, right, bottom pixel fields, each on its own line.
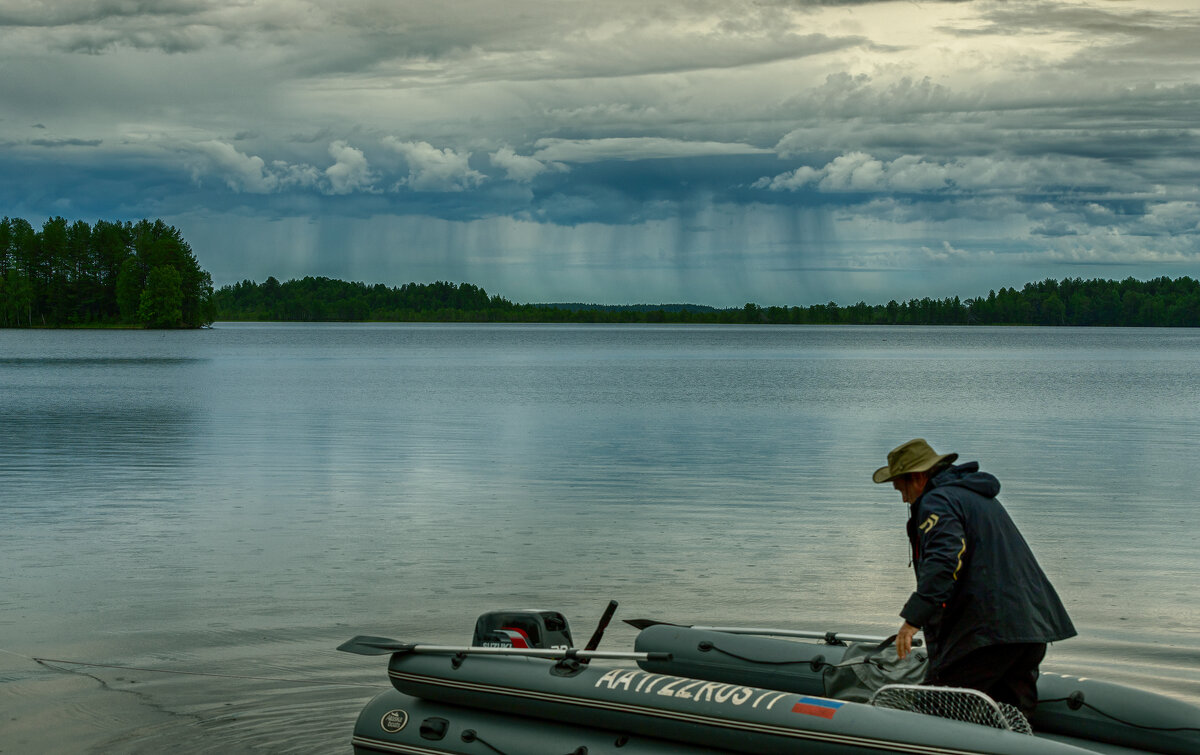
left=1, top=323, right=1198, bottom=752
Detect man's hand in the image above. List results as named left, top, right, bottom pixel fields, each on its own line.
left=896, top=622, right=920, bottom=659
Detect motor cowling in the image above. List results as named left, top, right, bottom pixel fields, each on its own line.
left=472, top=610, right=574, bottom=649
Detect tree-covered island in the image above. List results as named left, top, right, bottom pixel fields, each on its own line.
left=3, top=216, right=1199, bottom=327
left=1, top=217, right=215, bottom=328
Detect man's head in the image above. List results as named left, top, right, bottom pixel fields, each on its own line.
left=873, top=438, right=958, bottom=502
left=890, top=470, right=930, bottom=503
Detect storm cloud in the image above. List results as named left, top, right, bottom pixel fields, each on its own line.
left=2, top=0, right=1198, bottom=305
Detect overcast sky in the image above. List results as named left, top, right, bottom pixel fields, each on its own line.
left=3, top=0, right=1199, bottom=306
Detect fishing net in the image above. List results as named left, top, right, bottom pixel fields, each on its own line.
left=869, top=684, right=1033, bottom=734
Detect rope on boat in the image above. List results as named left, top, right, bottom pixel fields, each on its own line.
left=463, top=728, right=587, bottom=755
left=698, top=640, right=876, bottom=671
left=460, top=729, right=511, bottom=755
left=1036, top=696, right=1200, bottom=734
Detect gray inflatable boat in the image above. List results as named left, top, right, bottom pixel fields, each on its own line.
left=340, top=606, right=1200, bottom=755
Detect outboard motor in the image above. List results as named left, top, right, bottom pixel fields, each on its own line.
left=472, top=610, right=574, bottom=649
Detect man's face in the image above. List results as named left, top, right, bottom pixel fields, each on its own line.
left=892, top=473, right=926, bottom=503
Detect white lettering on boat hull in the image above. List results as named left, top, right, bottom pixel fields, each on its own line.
left=594, top=670, right=788, bottom=710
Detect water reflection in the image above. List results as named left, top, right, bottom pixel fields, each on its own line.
left=0, top=407, right=200, bottom=511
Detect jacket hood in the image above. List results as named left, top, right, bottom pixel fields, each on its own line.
left=928, top=461, right=1000, bottom=498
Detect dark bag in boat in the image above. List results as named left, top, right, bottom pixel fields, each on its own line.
left=823, top=637, right=928, bottom=702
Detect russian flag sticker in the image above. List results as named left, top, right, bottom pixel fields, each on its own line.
left=791, top=696, right=845, bottom=719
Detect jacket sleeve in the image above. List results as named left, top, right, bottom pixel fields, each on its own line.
left=900, top=493, right=967, bottom=629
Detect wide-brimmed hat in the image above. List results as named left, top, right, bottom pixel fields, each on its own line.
left=872, top=438, right=958, bottom=484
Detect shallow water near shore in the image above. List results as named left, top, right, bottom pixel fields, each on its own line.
left=1, top=323, right=1198, bottom=752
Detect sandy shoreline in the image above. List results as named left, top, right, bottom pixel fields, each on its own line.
left=1, top=646, right=367, bottom=753
left=1, top=653, right=150, bottom=753
left=0, top=650, right=222, bottom=754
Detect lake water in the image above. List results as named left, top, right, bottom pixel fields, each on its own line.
left=1, top=323, right=1198, bottom=752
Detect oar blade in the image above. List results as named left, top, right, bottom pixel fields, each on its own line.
left=624, top=618, right=686, bottom=631
left=337, top=635, right=417, bottom=656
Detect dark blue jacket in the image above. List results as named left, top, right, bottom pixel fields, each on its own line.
left=901, top=462, right=1076, bottom=670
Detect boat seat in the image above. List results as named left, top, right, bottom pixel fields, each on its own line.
left=870, top=683, right=1032, bottom=734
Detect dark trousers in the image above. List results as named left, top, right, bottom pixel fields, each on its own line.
left=925, top=642, right=1046, bottom=716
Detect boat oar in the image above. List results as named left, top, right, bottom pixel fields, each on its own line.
left=625, top=619, right=683, bottom=631
left=337, top=636, right=420, bottom=656
left=624, top=619, right=921, bottom=647
left=338, top=635, right=671, bottom=662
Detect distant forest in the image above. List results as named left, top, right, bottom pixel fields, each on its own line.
left=215, top=274, right=1200, bottom=326
left=0, top=216, right=214, bottom=328
left=4, top=216, right=1199, bottom=328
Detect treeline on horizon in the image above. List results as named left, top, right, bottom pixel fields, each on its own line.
left=215, top=274, right=1200, bottom=327
left=4, top=215, right=1198, bottom=328
left=0, top=216, right=214, bottom=328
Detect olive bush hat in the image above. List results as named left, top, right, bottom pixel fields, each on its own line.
left=872, top=438, right=959, bottom=484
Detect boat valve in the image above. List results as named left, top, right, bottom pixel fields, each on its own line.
left=698, top=640, right=714, bottom=652
left=1067, top=690, right=1086, bottom=710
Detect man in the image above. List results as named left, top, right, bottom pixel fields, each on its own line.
left=874, top=438, right=1076, bottom=716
